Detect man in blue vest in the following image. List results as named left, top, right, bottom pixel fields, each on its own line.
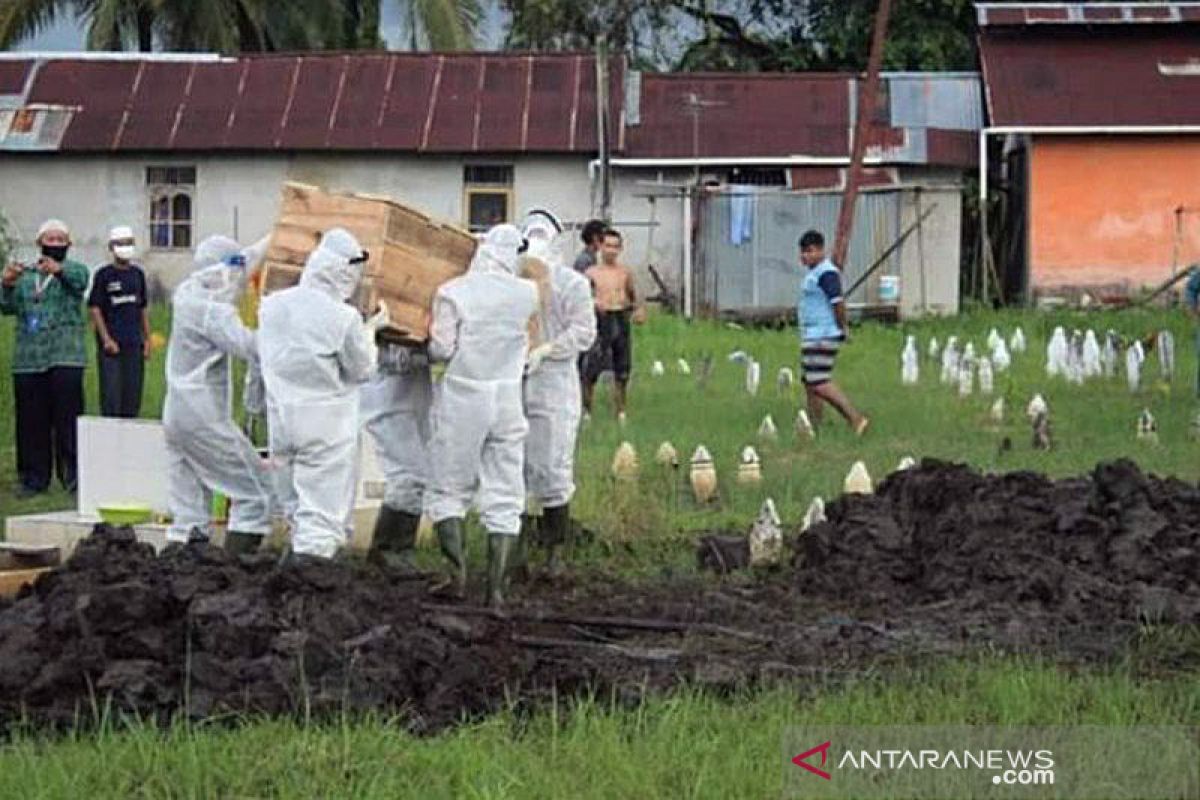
left=797, top=230, right=869, bottom=435
left=1186, top=264, right=1200, bottom=397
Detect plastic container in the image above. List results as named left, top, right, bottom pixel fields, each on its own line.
left=97, top=504, right=153, bottom=526
left=879, top=275, right=901, bottom=304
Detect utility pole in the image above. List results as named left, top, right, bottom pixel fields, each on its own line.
left=596, top=34, right=612, bottom=221
left=833, top=0, right=893, bottom=271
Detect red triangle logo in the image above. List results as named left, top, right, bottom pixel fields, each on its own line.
left=792, top=740, right=832, bottom=780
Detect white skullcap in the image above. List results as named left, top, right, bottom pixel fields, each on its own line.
left=37, top=219, right=70, bottom=239
left=108, top=225, right=135, bottom=242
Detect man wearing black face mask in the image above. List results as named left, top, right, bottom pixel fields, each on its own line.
left=1, top=219, right=89, bottom=496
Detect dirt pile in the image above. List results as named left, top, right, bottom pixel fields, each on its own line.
left=0, top=459, right=1195, bottom=732
left=795, top=459, right=1200, bottom=645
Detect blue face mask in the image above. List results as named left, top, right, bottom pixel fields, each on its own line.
left=224, top=254, right=247, bottom=269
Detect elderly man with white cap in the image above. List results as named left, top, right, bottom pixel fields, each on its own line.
left=1, top=219, right=89, bottom=496
left=425, top=223, right=539, bottom=608
left=164, top=235, right=274, bottom=553
left=258, top=227, right=386, bottom=560
left=88, top=225, right=150, bottom=418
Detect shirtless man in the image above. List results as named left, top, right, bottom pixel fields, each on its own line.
left=582, top=228, right=643, bottom=421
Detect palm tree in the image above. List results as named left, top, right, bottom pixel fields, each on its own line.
left=0, top=0, right=481, bottom=52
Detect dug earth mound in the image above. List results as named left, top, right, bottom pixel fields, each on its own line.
left=0, top=460, right=1196, bottom=732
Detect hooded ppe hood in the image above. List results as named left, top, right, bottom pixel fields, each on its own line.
left=193, top=235, right=244, bottom=270
left=519, top=209, right=567, bottom=262
left=300, top=227, right=366, bottom=301
left=180, top=235, right=249, bottom=306
left=470, top=224, right=524, bottom=277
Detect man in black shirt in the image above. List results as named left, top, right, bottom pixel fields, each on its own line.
left=88, top=226, right=150, bottom=418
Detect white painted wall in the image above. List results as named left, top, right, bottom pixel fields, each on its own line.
left=0, top=152, right=597, bottom=292
left=0, top=153, right=962, bottom=314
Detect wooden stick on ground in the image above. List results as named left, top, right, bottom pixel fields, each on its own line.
left=420, top=603, right=770, bottom=643
left=511, top=634, right=681, bottom=662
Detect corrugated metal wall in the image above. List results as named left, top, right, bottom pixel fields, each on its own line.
left=696, top=189, right=904, bottom=313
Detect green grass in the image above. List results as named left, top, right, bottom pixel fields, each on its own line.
left=0, top=658, right=1196, bottom=799
left=1, top=305, right=1198, bottom=796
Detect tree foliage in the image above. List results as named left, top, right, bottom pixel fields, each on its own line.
left=0, top=0, right=476, bottom=52
left=503, top=0, right=980, bottom=73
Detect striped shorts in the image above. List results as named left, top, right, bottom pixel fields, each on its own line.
left=801, top=338, right=843, bottom=386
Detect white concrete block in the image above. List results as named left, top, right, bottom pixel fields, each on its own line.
left=77, top=416, right=171, bottom=516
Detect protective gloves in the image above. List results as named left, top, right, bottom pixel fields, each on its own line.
left=526, top=342, right=554, bottom=375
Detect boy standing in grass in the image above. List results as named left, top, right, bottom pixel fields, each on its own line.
left=583, top=228, right=643, bottom=423
left=89, top=226, right=150, bottom=418
left=797, top=229, right=869, bottom=435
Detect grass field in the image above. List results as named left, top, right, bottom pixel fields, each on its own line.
left=1, top=304, right=1198, bottom=797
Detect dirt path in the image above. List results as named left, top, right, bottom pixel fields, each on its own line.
left=0, top=459, right=1195, bottom=732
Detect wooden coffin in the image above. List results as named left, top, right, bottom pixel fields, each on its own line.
left=260, top=182, right=477, bottom=343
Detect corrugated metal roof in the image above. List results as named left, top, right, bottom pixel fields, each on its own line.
left=977, top=2, right=1200, bottom=25
left=626, top=71, right=980, bottom=166
left=2, top=53, right=977, bottom=165
left=14, top=51, right=620, bottom=153
left=0, top=60, right=31, bottom=95
left=979, top=26, right=1200, bottom=125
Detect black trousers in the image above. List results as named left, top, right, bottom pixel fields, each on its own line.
left=98, top=346, right=144, bottom=418
left=14, top=367, right=84, bottom=492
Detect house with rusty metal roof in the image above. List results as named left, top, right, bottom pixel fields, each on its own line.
left=976, top=1, right=1200, bottom=303
left=0, top=51, right=980, bottom=315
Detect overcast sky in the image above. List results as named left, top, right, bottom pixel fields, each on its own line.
left=13, top=0, right=509, bottom=52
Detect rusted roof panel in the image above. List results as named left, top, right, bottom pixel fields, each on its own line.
left=476, top=57, right=526, bottom=151
left=173, top=61, right=240, bottom=149
left=375, top=56, right=435, bottom=150
left=0, top=60, right=31, bottom=95
left=118, top=61, right=191, bottom=150
left=977, top=2, right=1200, bottom=25
left=225, top=58, right=294, bottom=148
left=424, top=55, right=477, bottom=152
left=328, top=55, right=390, bottom=148
left=29, top=60, right=139, bottom=149
left=980, top=26, right=1200, bottom=125
left=526, top=56, right=579, bottom=151
left=627, top=73, right=851, bottom=158
left=278, top=56, right=342, bottom=149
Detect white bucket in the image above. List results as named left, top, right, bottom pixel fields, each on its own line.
left=879, top=275, right=900, bottom=304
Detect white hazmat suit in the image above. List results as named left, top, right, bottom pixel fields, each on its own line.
left=425, top=224, right=539, bottom=536
left=163, top=236, right=272, bottom=546
left=258, top=228, right=378, bottom=559
left=520, top=211, right=596, bottom=509
left=361, top=346, right=433, bottom=516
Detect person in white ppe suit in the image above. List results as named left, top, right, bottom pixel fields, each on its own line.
left=163, top=235, right=273, bottom=553
left=361, top=342, right=432, bottom=570
left=519, top=209, right=596, bottom=575
left=425, top=223, right=539, bottom=607
left=258, top=228, right=385, bottom=560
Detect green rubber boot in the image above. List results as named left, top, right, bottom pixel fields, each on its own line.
left=224, top=530, right=263, bottom=556
left=486, top=533, right=517, bottom=610
left=369, top=507, right=421, bottom=572
left=541, top=504, right=571, bottom=577
left=435, top=517, right=467, bottom=597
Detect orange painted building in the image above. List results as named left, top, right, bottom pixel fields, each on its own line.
left=977, top=2, right=1200, bottom=300
left=1030, top=136, right=1200, bottom=291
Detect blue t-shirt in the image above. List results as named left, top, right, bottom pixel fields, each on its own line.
left=88, top=263, right=147, bottom=347
left=1185, top=267, right=1200, bottom=311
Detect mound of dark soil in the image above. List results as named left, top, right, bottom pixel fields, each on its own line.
left=795, top=459, right=1200, bottom=644
left=0, top=459, right=1195, bottom=733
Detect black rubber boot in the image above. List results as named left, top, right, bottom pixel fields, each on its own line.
left=224, top=530, right=263, bottom=556
left=486, top=533, right=517, bottom=610
left=542, top=504, right=571, bottom=577
left=435, top=518, right=467, bottom=597
left=368, top=507, right=421, bottom=571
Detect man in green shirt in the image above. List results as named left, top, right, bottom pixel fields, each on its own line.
left=1, top=219, right=89, bottom=495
